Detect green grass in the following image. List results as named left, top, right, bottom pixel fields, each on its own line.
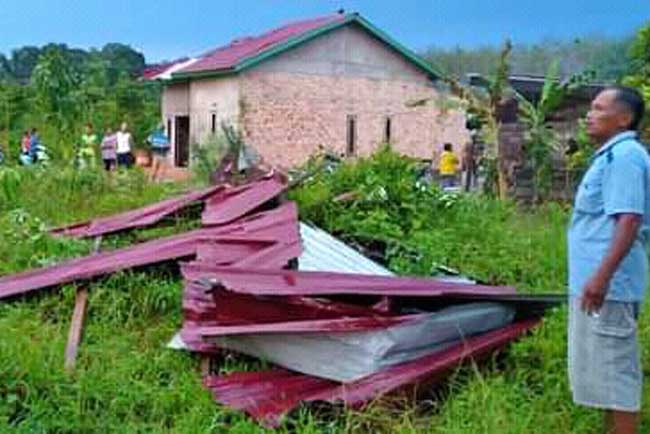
left=1, top=156, right=650, bottom=433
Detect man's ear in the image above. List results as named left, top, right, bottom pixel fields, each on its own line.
left=618, top=111, right=634, bottom=130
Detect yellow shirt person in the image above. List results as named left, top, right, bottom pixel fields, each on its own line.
left=438, top=143, right=459, bottom=188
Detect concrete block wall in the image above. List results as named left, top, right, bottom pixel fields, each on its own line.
left=239, top=70, right=469, bottom=168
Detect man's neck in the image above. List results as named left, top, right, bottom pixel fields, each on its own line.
left=596, top=129, right=630, bottom=147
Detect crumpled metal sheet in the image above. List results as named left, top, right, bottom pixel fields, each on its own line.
left=202, top=176, right=286, bottom=226
left=207, top=303, right=516, bottom=382
left=180, top=266, right=516, bottom=298
left=50, top=185, right=224, bottom=238
left=203, top=318, right=540, bottom=427
left=297, top=223, right=393, bottom=276
left=0, top=203, right=298, bottom=300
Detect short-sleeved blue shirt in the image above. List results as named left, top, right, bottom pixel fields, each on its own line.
left=568, top=131, right=650, bottom=302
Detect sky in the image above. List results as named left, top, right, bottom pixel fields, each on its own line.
left=0, top=0, right=648, bottom=62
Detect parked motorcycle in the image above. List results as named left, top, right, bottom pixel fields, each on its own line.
left=19, top=142, right=50, bottom=166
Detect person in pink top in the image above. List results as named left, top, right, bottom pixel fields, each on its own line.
left=101, top=127, right=118, bottom=171
left=21, top=130, right=30, bottom=154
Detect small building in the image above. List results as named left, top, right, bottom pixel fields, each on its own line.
left=146, top=12, right=469, bottom=169
left=468, top=73, right=606, bottom=200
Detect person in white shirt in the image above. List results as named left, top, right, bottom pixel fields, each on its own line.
left=116, top=122, right=133, bottom=168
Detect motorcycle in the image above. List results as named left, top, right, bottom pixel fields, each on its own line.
left=19, top=142, right=50, bottom=166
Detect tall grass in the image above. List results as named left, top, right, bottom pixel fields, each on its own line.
left=1, top=150, right=648, bottom=433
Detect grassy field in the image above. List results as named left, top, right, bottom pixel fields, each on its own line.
left=1, top=157, right=649, bottom=433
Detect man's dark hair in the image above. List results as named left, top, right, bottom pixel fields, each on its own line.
left=605, top=85, right=646, bottom=131
left=443, top=143, right=453, bottom=151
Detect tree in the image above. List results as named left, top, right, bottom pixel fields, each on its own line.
left=31, top=46, right=82, bottom=157
left=412, top=40, right=513, bottom=199
left=622, top=24, right=650, bottom=138
left=9, top=46, right=42, bottom=83
left=100, top=43, right=146, bottom=84
left=516, top=62, right=594, bottom=202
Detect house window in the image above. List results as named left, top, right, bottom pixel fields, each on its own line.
left=166, top=119, right=172, bottom=138
left=384, top=116, right=392, bottom=143
left=346, top=115, right=357, bottom=156
left=211, top=113, right=217, bottom=134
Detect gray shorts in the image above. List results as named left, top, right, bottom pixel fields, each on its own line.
left=568, top=297, right=641, bottom=412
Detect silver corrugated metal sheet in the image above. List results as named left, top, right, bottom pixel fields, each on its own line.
left=298, top=223, right=393, bottom=275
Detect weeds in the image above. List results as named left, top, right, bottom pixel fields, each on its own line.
left=0, top=149, right=647, bottom=433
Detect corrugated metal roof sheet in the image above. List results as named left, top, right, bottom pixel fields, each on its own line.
left=180, top=266, right=517, bottom=297
left=51, top=185, right=224, bottom=238
left=204, top=318, right=540, bottom=427
left=298, top=223, right=393, bottom=275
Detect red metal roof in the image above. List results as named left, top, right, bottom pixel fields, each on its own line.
left=180, top=266, right=517, bottom=297
left=51, top=185, right=224, bottom=238
left=201, top=176, right=286, bottom=226
left=203, top=318, right=540, bottom=427
left=177, top=14, right=346, bottom=75
left=0, top=200, right=298, bottom=300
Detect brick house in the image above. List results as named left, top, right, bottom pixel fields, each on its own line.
left=146, top=12, right=469, bottom=169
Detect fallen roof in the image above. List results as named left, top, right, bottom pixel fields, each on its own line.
left=203, top=318, right=540, bottom=427
left=51, top=185, right=224, bottom=238
left=298, top=223, right=393, bottom=276
left=180, top=266, right=516, bottom=297
left=0, top=203, right=298, bottom=300
left=150, top=13, right=440, bottom=81
left=201, top=176, right=287, bottom=226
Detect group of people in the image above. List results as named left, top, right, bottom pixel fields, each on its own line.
left=78, top=122, right=135, bottom=171
left=77, top=122, right=171, bottom=181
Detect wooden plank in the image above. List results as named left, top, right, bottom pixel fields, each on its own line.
left=64, top=287, right=88, bottom=372
left=64, top=236, right=102, bottom=372
left=200, top=356, right=212, bottom=377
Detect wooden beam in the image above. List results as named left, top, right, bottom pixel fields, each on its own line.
left=64, top=287, right=88, bottom=372
left=64, top=236, right=102, bottom=372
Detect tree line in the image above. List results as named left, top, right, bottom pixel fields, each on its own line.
left=0, top=43, right=160, bottom=162
left=422, top=33, right=635, bottom=81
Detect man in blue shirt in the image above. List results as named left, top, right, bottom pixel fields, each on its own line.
left=568, top=86, right=648, bottom=434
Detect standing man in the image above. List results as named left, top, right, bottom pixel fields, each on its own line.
left=568, top=86, right=648, bottom=434
left=116, top=122, right=133, bottom=169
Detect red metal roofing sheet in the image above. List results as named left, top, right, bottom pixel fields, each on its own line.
left=180, top=266, right=517, bottom=297
left=201, top=176, right=287, bottom=226
left=178, top=14, right=346, bottom=74
left=193, top=314, right=421, bottom=337
left=203, top=318, right=540, bottom=427
left=0, top=203, right=299, bottom=300
left=51, top=185, right=224, bottom=238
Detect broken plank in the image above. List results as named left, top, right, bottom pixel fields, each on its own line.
left=64, top=287, right=88, bottom=372
left=64, top=236, right=102, bottom=372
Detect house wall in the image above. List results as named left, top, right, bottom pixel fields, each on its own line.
left=238, top=23, right=468, bottom=168
left=239, top=71, right=467, bottom=168
left=161, top=77, right=240, bottom=165
left=252, top=24, right=429, bottom=83
left=188, top=76, right=241, bottom=145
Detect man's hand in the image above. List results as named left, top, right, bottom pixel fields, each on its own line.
left=581, top=273, right=609, bottom=314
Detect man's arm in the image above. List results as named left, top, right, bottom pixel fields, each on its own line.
left=581, top=213, right=642, bottom=313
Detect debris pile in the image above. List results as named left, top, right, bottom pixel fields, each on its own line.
left=0, top=172, right=560, bottom=427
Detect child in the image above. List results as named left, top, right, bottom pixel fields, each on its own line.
left=438, top=143, right=459, bottom=189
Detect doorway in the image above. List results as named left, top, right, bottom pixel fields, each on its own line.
left=174, top=116, right=190, bottom=167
